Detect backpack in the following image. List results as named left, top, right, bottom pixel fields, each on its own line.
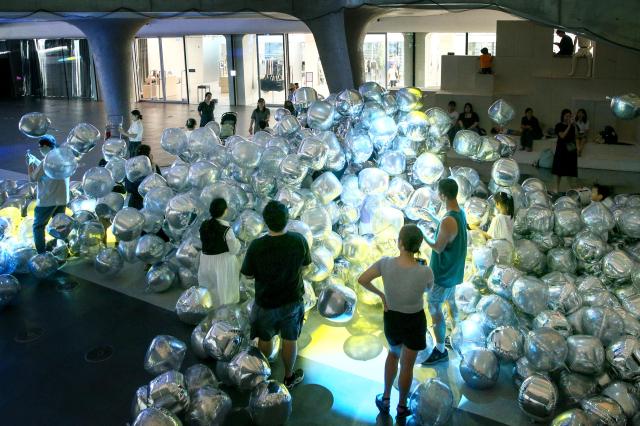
left=534, top=148, right=554, bottom=168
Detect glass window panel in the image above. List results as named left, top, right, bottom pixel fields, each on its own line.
left=161, top=37, right=187, bottom=102
left=423, top=33, right=466, bottom=88
left=185, top=35, right=229, bottom=106
left=387, top=33, right=404, bottom=88
left=135, top=38, right=163, bottom=101
left=257, top=34, right=285, bottom=105
left=287, top=33, right=329, bottom=98
left=468, top=33, right=496, bottom=56
left=364, top=34, right=386, bottom=87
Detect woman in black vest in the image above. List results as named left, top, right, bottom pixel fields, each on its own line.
left=198, top=198, right=241, bottom=307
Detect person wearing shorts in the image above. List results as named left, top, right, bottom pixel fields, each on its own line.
left=358, top=224, right=434, bottom=419
left=241, top=200, right=311, bottom=389
left=421, top=178, right=467, bottom=365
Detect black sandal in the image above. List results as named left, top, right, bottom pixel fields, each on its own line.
left=375, top=394, right=390, bottom=414
left=396, top=404, right=411, bottom=419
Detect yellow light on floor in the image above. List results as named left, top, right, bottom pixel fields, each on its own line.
left=0, top=207, right=23, bottom=237
left=26, top=200, right=36, bottom=218
left=105, top=227, right=117, bottom=246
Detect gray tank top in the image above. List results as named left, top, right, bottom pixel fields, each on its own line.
left=375, top=257, right=434, bottom=314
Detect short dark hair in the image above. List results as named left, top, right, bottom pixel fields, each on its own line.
left=38, top=134, right=56, bottom=148
left=205, top=92, right=212, bottom=97
left=209, top=198, right=227, bottom=218
left=525, top=107, right=533, bottom=114
left=448, top=100, right=456, bottom=107
left=135, top=144, right=151, bottom=157
left=494, top=191, right=515, bottom=218
left=480, top=47, right=489, bottom=54
left=464, top=102, right=474, bottom=113
left=186, top=118, right=196, bottom=129
left=560, top=108, right=572, bottom=122
left=438, top=178, right=458, bottom=200
left=131, top=109, right=143, bottom=120
left=399, top=224, right=423, bottom=253
left=556, top=29, right=565, bottom=35
left=263, top=200, right=289, bottom=232
left=592, top=183, right=611, bottom=200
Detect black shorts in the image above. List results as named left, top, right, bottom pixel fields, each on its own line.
left=250, top=301, right=305, bottom=341
left=383, top=310, right=427, bottom=351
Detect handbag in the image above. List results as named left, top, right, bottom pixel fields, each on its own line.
left=566, top=141, right=577, bottom=152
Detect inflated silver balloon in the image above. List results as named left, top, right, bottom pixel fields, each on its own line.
left=126, top=155, right=154, bottom=183
left=228, top=346, right=271, bottom=391
left=511, top=276, right=548, bottom=315
left=10, top=246, right=36, bottom=274
left=174, top=236, right=201, bottom=270
left=472, top=246, right=496, bottom=274
left=317, top=284, right=357, bottom=323
left=161, top=128, right=188, bottom=156
left=408, top=378, right=453, bottom=426
left=248, top=380, right=292, bottom=426
left=131, top=385, right=152, bottom=420
left=518, top=375, right=558, bottom=421
left=66, top=122, right=100, bottom=156
left=187, top=386, right=232, bottom=426
left=163, top=164, right=191, bottom=193
left=117, top=239, right=138, bottom=263
left=609, top=93, right=640, bottom=120
left=46, top=213, right=75, bottom=240
left=554, top=208, right=583, bottom=237
left=602, top=381, right=639, bottom=418
left=451, top=314, right=487, bottom=356
left=112, top=207, right=145, bottom=241
left=0, top=274, right=20, bottom=308
left=187, top=161, right=218, bottom=190
left=581, top=201, right=615, bottom=233
left=144, top=335, right=187, bottom=375
left=547, top=280, right=582, bottom=315
left=136, top=235, right=166, bottom=264
left=527, top=205, right=554, bottom=234
left=477, top=294, right=516, bottom=333
left=488, top=99, right=515, bottom=125
left=606, top=337, right=640, bottom=380
left=557, top=371, right=597, bottom=406
left=572, top=230, right=608, bottom=263
left=148, top=370, right=190, bottom=414
left=102, top=137, right=127, bottom=161
left=43, top=147, right=78, bottom=179
left=547, top=247, right=577, bottom=274
left=132, top=407, right=181, bottom=426
left=581, top=307, right=624, bottom=346
left=19, top=112, right=51, bottom=137
left=602, top=250, right=634, bottom=286
left=95, top=192, right=124, bottom=219
left=184, top=364, right=217, bottom=395
left=175, top=286, right=213, bottom=325
left=619, top=207, right=640, bottom=238
left=145, top=263, right=176, bottom=293
left=514, top=239, right=545, bottom=274
left=525, top=328, right=568, bottom=372
left=580, top=395, right=626, bottom=426
left=533, top=310, right=572, bottom=338
left=82, top=166, right=114, bottom=199
left=486, top=239, right=514, bottom=266
left=486, top=325, right=523, bottom=361
left=94, top=247, right=123, bottom=276
left=203, top=320, right=245, bottom=361
left=454, top=281, right=481, bottom=314
left=550, top=409, right=592, bottom=426
left=165, top=194, right=201, bottom=230
left=565, top=335, right=605, bottom=375
left=191, top=316, right=214, bottom=359
left=491, top=158, right=520, bottom=187
left=453, top=129, right=482, bottom=157
left=27, top=252, right=58, bottom=279
left=139, top=174, right=167, bottom=198
left=459, top=348, right=500, bottom=390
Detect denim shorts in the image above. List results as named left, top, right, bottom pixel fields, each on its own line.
left=250, top=301, right=305, bottom=341
left=429, top=284, right=456, bottom=308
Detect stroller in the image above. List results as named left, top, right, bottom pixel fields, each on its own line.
left=219, top=112, right=237, bottom=142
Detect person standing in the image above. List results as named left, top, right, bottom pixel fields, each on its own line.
left=198, top=198, right=241, bottom=307
left=520, top=107, right=543, bottom=151
left=28, top=135, right=70, bottom=254
left=421, top=178, right=467, bottom=365
left=249, top=98, right=271, bottom=135
left=552, top=109, right=578, bottom=192
left=241, top=200, right=311, bottom=389
left=197, top=92, right=216, bottom=127
left=575, top=108, right=589, bottom=157
left=119, top=109, right=144, bottom=158
left=358, top=225, right=434, bottom=419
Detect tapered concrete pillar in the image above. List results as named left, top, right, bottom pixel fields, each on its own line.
left=302, top=7, right=385, bottom=92
left=70, top=18, right=148, bottom=126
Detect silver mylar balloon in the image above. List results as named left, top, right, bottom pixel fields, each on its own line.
left=477, top=294, right=516, bottom=334
left=165, top=194, right=201, bottom=230
left=203, top=320, right=244, bottom=361
left=409, top=378, right=454, bottom=426
left=144, top=187, right=175, bottom=215
left=551, top=409, right=592, bottom=426
left=19, top=112, right=51, bottom=137
left=518, top=375, right=558, bottom=421
left=487, top=326, right=524, bottom=361
left=602, top=250, right=634, bottom=285
left=602, top=381, right=639, bottom=418
left=191, top=315, right=214, bottom=359
left=184, top=364, right=217, bottom=395
left=555, top=208, right=583, bottom=237
left=161, top=128, right=188, bottom=156
left=82, top=167, right=114, bottom=198
left=46, top=213, right=74, bottom=239
left=310, top=172, right=343, bottom=206
left=94, top=247, right=123, bottom=276
left=565, top=335, right=605, bottom=374
left=139, top=174, right=167, bottom=198
left=132, top=385, right=151, bottom=420
left=102, top=137, right=127, bottom=161
left=412, top=152, right=444, bottom=185
left=229, top=346, right=271, bottom=391
left=66, top=122, right=100, bottom=156
left=488, top=99, right=515, bottom=125
left=512, top=276, right=548, bottom=316
left=582, top=307, right=624, bottom=346
left=547, top=281, right=582, bottom=315
left=144, top=335, right=187, bottom=375
left=473, top=246, right=496, bottom=274
left=95, top=192, right=124, bottom=219
left=580, top=396, right=626, bottom=426
left=132, top=407, right=181, bottom=426
left=43, top=147, right=78, bottom=179
left=136, top=235, right=166, bottom=264
left=487, top=239, right=515, bottom=265
left=118, top=239, right=138, bottom=263
left=453, top=130, right=482, bottom=157
left=335, top=89, right=364, bottom=116
left=178, top=267, right=198, bottom=289
left=358, top=81, right=384, bottom=103
left=533, top=310, right=572, bottom=337
left=459, top=349, right=500, bottom=389
left=148, top=370, right=190, bottom=414
left=581, top=201, right=615, bottom=233
left=307, top=100, right=335, bottom=131
left=547, top=247, right=577, bottom=274
left=174, top=236, right=201, bottom=270
left=175, top=286, right=213, bottom=325
left=187, top=161, right=218, bottom=190
left=464, top=197, right=490, bottom=228
left=514, top=239, right=545, bottom=274
left=112, top=207, right=145, bottom=241
left=455, top=281, right=481, bottom=314
left=273, top=115, right=300, bottom=137
left=618, top=207, right=640, bottom=238
left=27, top=252, right=58, bottom=279
left=249, top=380, right=292, bottom=426
left=163, top=164, right=191, bottom=193
left=145, top=263, right=175, bottom=293
left=557, top=371, right=597, bottom=406
left=525, top=328, right=568, bottom=371
left=0, top=274, right=20, bottom=308
left=572, top=230, right=607, bottom=262
left=451, top=314, right=488, bottom=356
left=395, top=87, right=422, bottom=112
left=527, top=205, right=554, bottom=233
left=606, top=337, right=640, bottom=380
left=317, top=283, right=357, bottom=323
left=12, top=246, right=37, bottom=274
left=610, top=93, right=640, bottom=120
left=126, top=155, right=154, bottom=183
left=513, top=356, right=548, bottom=388
left=491, top=158, right=520, bottom=187
left=187, top=386, right=232, bottom=426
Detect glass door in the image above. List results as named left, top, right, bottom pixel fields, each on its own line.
left=257, top=34, right=285, bottom=106
left=185, top=35, right=230, bottom=106
left=160, top=37, right=187, bottom=102
left=363, top=34, right=387, bottom=88
left=135, top=38, right=163, bottom=101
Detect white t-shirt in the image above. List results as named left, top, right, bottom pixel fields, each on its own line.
left=576, top=120, right=589, bottom=135
left=487, top=214, right=514, bottom=244
left=128, top=120, right=144, bottom=142
left=448, top=111, right=459, bottom=121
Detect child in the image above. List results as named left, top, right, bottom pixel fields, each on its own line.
left=486, top=192, right=514, bottom=243
left=198, top=198, right=241, bottom=308
left=591, top=183, right=611, bottom=202
left=479, top=47, right=493, bottom=74
left=185, top=118, right=196, bottom=138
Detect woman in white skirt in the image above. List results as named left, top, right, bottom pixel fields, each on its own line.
left=198, top=198, right=241, bottom=307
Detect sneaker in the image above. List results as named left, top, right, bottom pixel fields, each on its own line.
left=375, top=394, right=390, bottom=414
left=421, top=348, right=449, bottom=366
left=396, top=404, right=412, bottom=419
left=444, top=336, right=452, bottom=349
left=284, top=369, right=304, bottom=390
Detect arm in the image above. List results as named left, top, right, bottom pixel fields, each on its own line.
left=427, top=216, right=457, bottom=254
left=357, top=262, right=387, bottom=311
left=240, top=244, right=254, bottom=278
left=558, top=123, right=573, bottom=139
left=197, top=104, right=203, bottom=117
left=224, top=228, right=241, bottom=255
left=248, top=118, right=255, bottom=135
left=469, top=113, right=480, bottom=129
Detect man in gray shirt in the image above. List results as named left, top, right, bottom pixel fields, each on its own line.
left=28, top=135, right=70, bottom=253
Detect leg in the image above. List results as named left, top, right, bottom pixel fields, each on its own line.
left=586, top=55, right=592, bottom=77
left=398, top=347, right=419, bottom=406
left=383, top=347, right=400, bottom=399
left=279, top=302, right=306, bottom=386
left=569, top=55, right=578, bottom=76
left=33, top=206, right=55, bottom=254
left=281, top=339, right=297, bottom=378
left=430, top=301, right=446, bottom=349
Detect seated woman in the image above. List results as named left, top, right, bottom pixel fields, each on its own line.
left=457, top=103, right=481, bottom=134
left=520, top=107, right=543, bottom=151
left=479, top=47, right=493, bottom=74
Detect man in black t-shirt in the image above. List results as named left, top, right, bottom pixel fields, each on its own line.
left=241, top=200, right=311, bottom=389
left=555, top=30, right=574, bottom=56
left=197, top=92, right=216, bottom=127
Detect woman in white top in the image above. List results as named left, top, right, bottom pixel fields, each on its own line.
left=575, top=108, right=589, bottom=157
left=486, top=191, right=515, bottom=244
left=198, top=198, right=241, bottom=308
left=119, top=109, right=144, bottom=158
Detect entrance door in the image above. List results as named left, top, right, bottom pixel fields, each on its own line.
left=134, top=37, right=187, bottom=103
left=257, top=34, right=285, bottom=106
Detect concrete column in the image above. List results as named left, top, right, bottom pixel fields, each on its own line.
left=70, top=18, right=148, bottom=126
left=302, top=7, right=385, bottom=92
left=414, top=33, right=427, bottom=88
left=403, top=33, right=415, bottom=87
